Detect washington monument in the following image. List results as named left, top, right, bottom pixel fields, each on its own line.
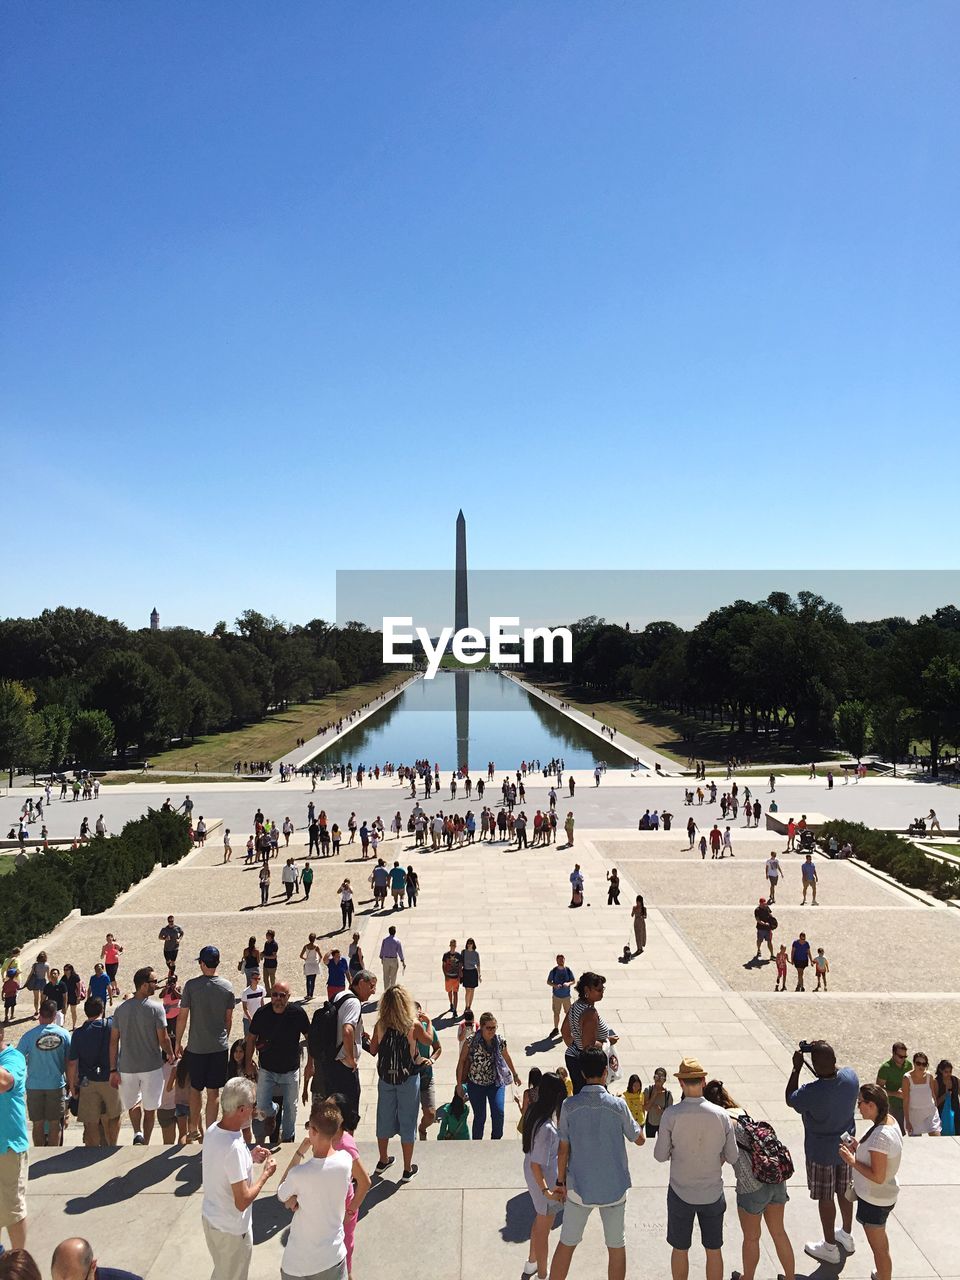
left=455, top=509, right=468, bottom=631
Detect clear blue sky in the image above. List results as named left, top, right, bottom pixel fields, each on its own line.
left=3, top=3, right=957, bottom=630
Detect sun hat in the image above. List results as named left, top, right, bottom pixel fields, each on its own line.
left=675, top=1056, right=707, bottom=1080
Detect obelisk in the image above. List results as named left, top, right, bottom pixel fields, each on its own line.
left=455, top=509, right=468, bottom=631
left=454, top=511, right=470, bottom=770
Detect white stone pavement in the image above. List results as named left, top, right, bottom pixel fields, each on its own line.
left=13, top=827, right=960, bottom=1279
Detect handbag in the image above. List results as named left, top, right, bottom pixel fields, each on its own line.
left=602, top=1039, right=622, bottom=1084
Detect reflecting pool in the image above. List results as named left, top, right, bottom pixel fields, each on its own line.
left=312, top=670, right=633, bottom=771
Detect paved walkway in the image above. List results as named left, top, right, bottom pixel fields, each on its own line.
left=272, top=676, right=420, bottom=773
left=12, top=826, right=960, bottom=1277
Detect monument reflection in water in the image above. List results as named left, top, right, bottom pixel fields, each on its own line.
left=312, top=670, right=633, bottom=772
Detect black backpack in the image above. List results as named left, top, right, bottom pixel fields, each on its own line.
left=377, top=1026, right=415, bottom=1085
left=308, top=990, right=353, bottom=1064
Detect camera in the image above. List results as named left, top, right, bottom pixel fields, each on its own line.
left=798, top=1040, right=816, bottom=1054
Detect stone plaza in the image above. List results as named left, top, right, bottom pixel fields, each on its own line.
left=2, top=746, right=959, bottom=1278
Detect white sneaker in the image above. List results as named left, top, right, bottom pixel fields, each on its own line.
left=521, top=1265, right=539, bottom=1278
left=835, top=1228, right=856, bottom=1254
left=804, top=1240, right=841, bottom=1264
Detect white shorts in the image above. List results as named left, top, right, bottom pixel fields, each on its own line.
left=118, top=1067, right=166, bottom=1112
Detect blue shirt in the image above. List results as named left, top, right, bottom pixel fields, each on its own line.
left=0, top=1045, right=29, bottom=1153
left=557, top=1084, right=640, bottom=1205
left=89, top=972, right=111, bottom=1003
left=547, top=967, right=575, bottom=999
left=788, top=1066, right=859, bottom=1165
left=68, top=1018, right=114, bottom=1082
left=326, top=957, right=349, bottom=988
left=18, top=1022, right=71, bottom=1090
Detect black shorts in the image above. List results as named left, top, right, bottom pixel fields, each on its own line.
left=182, top=1049, right=228, bottom=1091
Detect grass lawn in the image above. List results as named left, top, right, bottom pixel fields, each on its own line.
left=531, top=682, right=844, bottom=767
left=124, top=670, right=411, bottom=774
left=926, top=843, right=960, bottom=856
left=0, top=858, right=17, bottom=877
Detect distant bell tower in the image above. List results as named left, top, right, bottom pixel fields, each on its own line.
left=455, top=510, right=468, bottom=632
left=150, top=607, right=159, bottom=631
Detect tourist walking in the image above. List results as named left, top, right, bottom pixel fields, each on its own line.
left=245, top=981, right=309, bottom=1145
left=606, top=869, right=620, bottom=905
left=66, top=997, right=121, bottom=1147
left=0, top=1020, right=29, bottom=1254
left=546, top=955, right=575, bottom=1038
left=764, top=854, right=783, bottom=904
left=786, top=1039, right=859, bottom=1264
left=703, top=1080, right=795, bottom=1280
left=261, top=931, right=279, bottom=994
left=801, top=854, right=819, bottom=905
left=112, top=966, right=171, bottom=1146
left=520, top=1072, right=565, bottom=1280
left=323, top=949, right=350, bottom=1003
left=305, top=970, right=377, bottom=1112
left=838, top=1083, right=903, bottom=1280
left=790, top=933, right=810, bottom=990
left=158, top=916, right=184, bottom=972
left=643, top=1067, right=673, bottom=1140
left=176, top=946, right=235, bottom=1142
left=258, top=863, right=271, bottom=907
left=631, top=894, right=647, bottom=955
left=299, top=935, right=322, bottom=1001
left=379, top=927, right=405, bottom=990
left=902, top=1051, right=941, bottom=1135
left=18, top=1001, right=70, bottom=1147
left=561, top=972, right=617, bottom=1094
left=935, top=1060, right=960, bottom=1134
left=100, top=936, right=123, bottom=1000
left=369, top=987, right=434, bottom=1179
left=876, top=1042, right=909, bottom=1133
left=548, top=1047, right=644, bottom=1280
left=461, top=938, right=481, bottom=1012
left=276, top=1098, right=353, bottom=1280
left=455, top=1011, right=521, bottom=1140
left=754, top=900, right=776, bottom=961
left=563, top=812, right=575, bottom=847
left=441, top=941, right=463, bottom=1017
left=654, top=1058, right=739, bottom=1280
left=240, top=938, right=260, bottom=986
left=200, top=1077, right=276, bottom=1280
left=406, top=866, right=419, bottom=907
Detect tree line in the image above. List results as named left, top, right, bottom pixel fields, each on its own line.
left=520, top=592, right=960, bottom=775
left=0, top=607, right=388, bottom=774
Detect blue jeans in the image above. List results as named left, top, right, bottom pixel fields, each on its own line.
left=466, top=1081, right=505, bottom=1139
left=256, top=1068, right=299, bottom=1141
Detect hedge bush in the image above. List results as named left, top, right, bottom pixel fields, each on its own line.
left=818, top=819, right=960, bottom=901
left=0, top=808, right=192, bottom=956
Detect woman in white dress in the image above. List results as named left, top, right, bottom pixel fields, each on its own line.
left=299, top=933, right=323, bottom=1002
left=902, top=1051, right=941, bottom=1135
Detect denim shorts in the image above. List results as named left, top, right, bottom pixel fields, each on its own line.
left=737, top=1181, right=789, bottom=1215
left=375, top=1073, right=421, bottom=1144
left=856, top=1198, right=894, bottom=1227
left=666, top=1186, right=726, bottom=1251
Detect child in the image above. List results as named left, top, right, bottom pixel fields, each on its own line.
left=774, top=944, right=788, bottom=992
left=327, top=1092, right=372, bottom=1280
left=556, top=1066, right=573, bottom=1097
left=620, top=945, right=632, bottom=964
left=457, top=1008, right=475, bottom=1046
left=437, top=1092, right=471, bottom=1140
left=698, top=834, right=708, bottom=860
left=516, top=1067, right=542, bottom=1132
left=620, top=1074, right=646, bottom=1126
left=160, top=1056, right=192, bottom=1144
left=814, top=947, right=829, bottom=991
left=2, top=969, right=19, bottom=1023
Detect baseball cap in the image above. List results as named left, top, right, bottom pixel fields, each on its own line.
left=197, top=946, right=220, bottom=967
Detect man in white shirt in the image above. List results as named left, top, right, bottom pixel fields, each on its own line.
left=201, top=1077, right=275, bottom=1280
left=240, top=971, right=265, bottom=1035
left=654, top=1057, right=739, bottom=1280
left=765, top=854, right=784, bottom=904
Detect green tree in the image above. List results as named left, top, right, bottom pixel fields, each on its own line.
left=35, top=704, right=71, bottom=774
left=70, top=709, right=116, bottom=765
left=835, top=700, right=868, bottom=759
left=0, top=681, right=43, bottom=785
left=869, top=696, right=914, bottom=775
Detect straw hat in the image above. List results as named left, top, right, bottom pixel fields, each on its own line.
left=675, top=1056, right=707, bottom=1080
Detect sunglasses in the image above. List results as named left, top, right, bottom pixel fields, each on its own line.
left=272, top=993, right=289, bottom=1001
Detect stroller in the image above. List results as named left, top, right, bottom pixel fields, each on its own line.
left=908, top=817, right=927, bottom=837
left=798, top=828, right=816, bottom=852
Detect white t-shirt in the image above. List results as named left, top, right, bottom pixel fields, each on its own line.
left=242, top=985, right=266, bottom=1021
left=334, top=993, right=363, bottom=1066
left=854, top=1120, right=902, bottom=1205
left=766, top=858, right=782, bottom=879
left=278, top=1149, right=353, bottom=1276
left=201, top=1123, right=254, bottom=1235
